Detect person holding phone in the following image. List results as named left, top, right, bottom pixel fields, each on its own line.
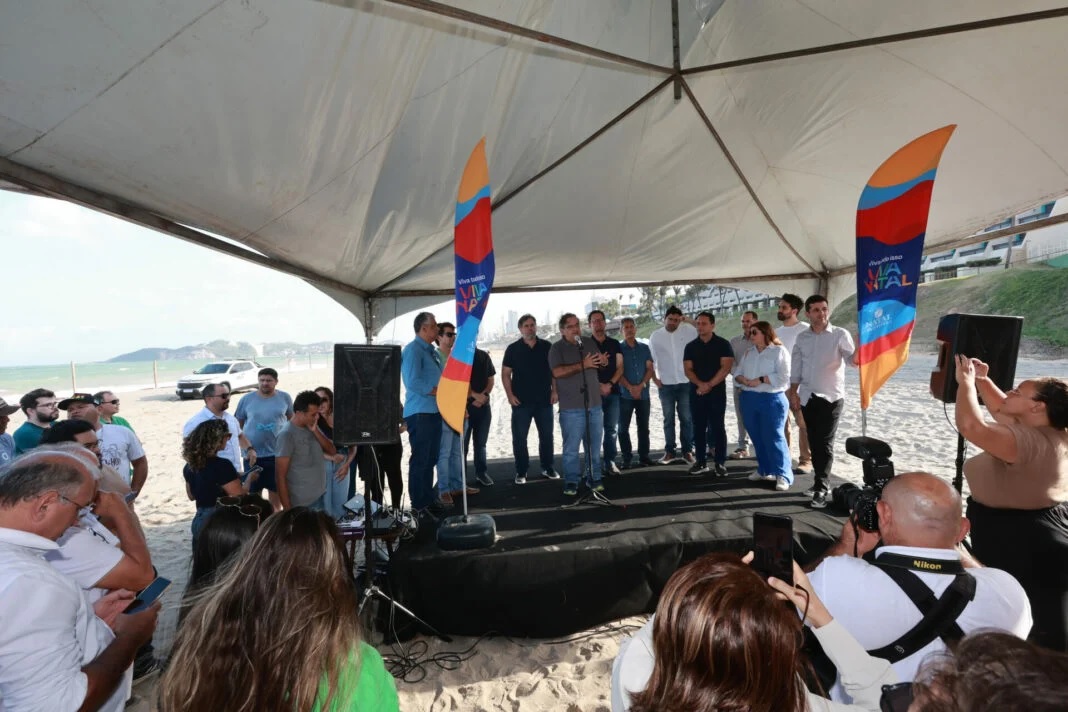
left=183, top=419, right=258, bottom=547
left=612, top=552, right=897, bottom=711
left=161, top=508, right=398, bottom=711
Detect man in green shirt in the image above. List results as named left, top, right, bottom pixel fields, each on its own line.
left=12, top=388, right=59, bottom=454
left=94, top=391, right=134, bottom=432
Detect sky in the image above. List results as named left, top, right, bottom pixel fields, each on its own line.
left=0, top=191, right=616, bottom=367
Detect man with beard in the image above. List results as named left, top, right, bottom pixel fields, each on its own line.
left=776, top=293, right=812, bottom=475
left=502, top=314, right=559, bottom=484
left=235, top=367, right=294, bottom=510
left=589, top=309, right=624, bottom=475
left=648, top=306, right=697, bottom=465
left=617, top=317, right=655, bottom=469
left=683, top=312, right=734, bottom=476
left=13, top=388, right=59, bottom=454
left=182, top=382, right=254, bottom=473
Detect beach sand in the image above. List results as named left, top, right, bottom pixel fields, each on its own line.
left=10, top=352, right=1063, bottom=710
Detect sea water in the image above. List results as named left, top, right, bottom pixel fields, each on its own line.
left=0, top=354, right=333, bottom=401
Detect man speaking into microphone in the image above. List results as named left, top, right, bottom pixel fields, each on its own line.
left=549, top=313, right=609, bottom=497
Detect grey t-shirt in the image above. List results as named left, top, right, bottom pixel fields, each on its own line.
left=549, top=338, right=603, bottom=411
left=234, top=391, right=294, bottom=456
left=275, top=423, right=326, bottom=507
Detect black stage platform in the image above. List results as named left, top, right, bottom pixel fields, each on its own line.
left=387, top=457, right=849, bottom=638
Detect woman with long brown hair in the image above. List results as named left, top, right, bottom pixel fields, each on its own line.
left=160, top=508, right=399, bottom=711
left=183, top=419, right=257, bottom=547
left=613, top=552, right=894, bottom=711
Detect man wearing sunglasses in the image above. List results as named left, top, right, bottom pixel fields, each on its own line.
left=94, top=391, right=134, bottom=432
left=182, top=382, right=254, bottom=474
left=62, top=393, right=149, bottom=500
left=0, top=451, right=159, bottom=711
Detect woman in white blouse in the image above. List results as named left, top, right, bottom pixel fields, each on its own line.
left=734, top=321, right=793, bottom=491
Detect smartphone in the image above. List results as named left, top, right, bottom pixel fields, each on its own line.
left=244, top=465, right=263, bottom=481
left=124, top=576, right=172, bottom=613
left=123, top=491, right=138, bottom=504
left=879, top=683, right=914, bottom=712
left=752, top=513, right=794, bottom=585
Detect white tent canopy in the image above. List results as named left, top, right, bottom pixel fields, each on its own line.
left=4, top=1, right=1068, bottom=332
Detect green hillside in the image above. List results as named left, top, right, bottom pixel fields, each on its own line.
left=832, top=265, right=1068, bottom=357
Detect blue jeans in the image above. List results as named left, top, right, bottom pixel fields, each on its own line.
left=691, top=387, right=727, bottom=465
left=190, top=506, right=216, bottom=549
left=437, top=426, right=463, bottom=494
left=323, top=447, right=351, bottom=519
left=732, top=385, right=749, bottom=450
left=405, top=412, right=442, bottom=510
left=560, top=407, right=603, bottom=487
left=740, top=390, right=791, bottom=481
left=657, top=383, right=693, bottom=455
left=601, top=391, right=620, bottom=466
left=464, top=404, right=491, bottom=478
left=618, top=398, right=650, bottom=464
left=511, top=403, right=555, bottom=475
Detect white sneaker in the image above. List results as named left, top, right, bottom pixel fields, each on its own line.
left=514, top=474, right=527, bottom=485
left=747, top=472, right=765, bottom=482
left=775, top=477, right=791, bottom=492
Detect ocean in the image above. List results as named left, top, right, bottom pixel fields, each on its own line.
left=0, top=355, right=334, bottom=401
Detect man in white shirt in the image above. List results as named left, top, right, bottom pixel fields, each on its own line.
left=775, top=293, right=812, bottom=473
left=787, top=295, right=855, bottom=508
left=182, top=382, right=255, bottom=473
left=808, top=472, right=1032, bottom=703
left=61, top=393, right=149, bottom=499
left=0, top=450, right=158, bottom=712
left=728, top=311, right=757, bottom=459
left=648, top=306, right=698, bottom=465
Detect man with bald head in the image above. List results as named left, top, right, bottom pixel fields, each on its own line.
left=806, top=472, right=1032, bottom=702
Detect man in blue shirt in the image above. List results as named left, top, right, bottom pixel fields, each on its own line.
left=617, top=318, right=655, bottom=469
left=235, top=368, right=294, bottom=511
left=402, top=311, right=446, bottom=518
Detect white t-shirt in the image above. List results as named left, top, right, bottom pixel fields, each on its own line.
left=0, top=527, right=129, bottom=712
left=648, top=322, right=698, bottom=386
left=97, top=423, right=145, bottom=485
left=810, top=545, right=1033, bottom=702
left=183, top=408, right=244, bottom=472
left=776, top=321, right=809, bottom=356
left=45, top=513, right=123, bottom=605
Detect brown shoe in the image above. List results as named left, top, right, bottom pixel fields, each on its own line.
left=450, top=487, right=481, bottom=496
left=439, top=491, right=454, bottom=505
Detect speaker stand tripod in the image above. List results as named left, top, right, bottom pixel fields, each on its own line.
left=356, top=447, right=451, bottom=642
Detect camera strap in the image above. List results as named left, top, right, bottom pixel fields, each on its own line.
left=865, top=559, right=976, bottom=664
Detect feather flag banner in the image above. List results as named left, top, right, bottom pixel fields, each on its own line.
left=855, top=125, right=955, bottom=410
left=437, top=138, right=495, bottom=434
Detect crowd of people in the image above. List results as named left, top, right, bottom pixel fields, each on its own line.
left=2, top=292, right=1067, bottom=710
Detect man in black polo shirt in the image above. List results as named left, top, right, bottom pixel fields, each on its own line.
left=464, top=345, right=496, bottom=486
left=501, top=314, right=559, bottom=485
left=683, top=311, right=735, bottom=476
left=589, top=310, right=623, bottom=476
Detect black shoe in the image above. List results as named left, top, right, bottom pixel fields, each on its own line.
left=638, top=458, right=655, bottom=468
left=427, top=501, right=448, bottom=516
left=713, top=463, right=728, bottom=477
left=688, top=461, right=710, bottom=475
left=605, top=461, right=622, bottom=476
left=620, top=460, right=633, bottom=471
left=810, top=490, right=829, bottom=509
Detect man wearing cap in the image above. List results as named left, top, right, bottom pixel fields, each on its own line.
left=0, top=397, right=19, bottom=467
left=94, top=391, right=134, bottom=432
left=13, top=388, right=59, bottom=454
left=62, top=393, right=149, bottom=499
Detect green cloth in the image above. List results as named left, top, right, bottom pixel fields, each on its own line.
left=311, top=642, right=399, bottom=712
left=12, top=422, right=46, bottom=455
left=101, top=414, right=135, bottom=432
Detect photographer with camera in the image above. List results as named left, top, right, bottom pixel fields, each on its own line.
left=806, top=471, right=1032, bottom=704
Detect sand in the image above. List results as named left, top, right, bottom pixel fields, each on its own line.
left=10, top=351, right=1064, bottom=710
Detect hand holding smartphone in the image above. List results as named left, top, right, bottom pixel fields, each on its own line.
left=752, top=513, right=794, bottom=585
left=124, top=576, right=171, bottom=613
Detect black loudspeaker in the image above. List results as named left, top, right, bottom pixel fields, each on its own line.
left=930, top=314, right=1023, bottom=403
left=333, top=344, right=401, bottom=445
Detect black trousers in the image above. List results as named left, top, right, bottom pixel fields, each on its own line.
left=353, top=443, right=405, bottom=510
left=691, top=388, right=727, bottom=466
left=968, top=498, right=1068, bottom=651
left=801, top=395, right=843, bottom=491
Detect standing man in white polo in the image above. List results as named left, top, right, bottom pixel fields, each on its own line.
left=648, top=306, right=697, bottom=465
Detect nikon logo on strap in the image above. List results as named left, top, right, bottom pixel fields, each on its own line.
left=913, top=559, right=943, bottom=571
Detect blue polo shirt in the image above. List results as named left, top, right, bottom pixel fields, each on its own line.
left=402, top=337, right=442, bottom=417
left=619, top=340, right=653, bottom=401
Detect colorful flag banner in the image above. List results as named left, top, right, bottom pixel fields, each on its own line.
left=856, top=125, right=956, bottom=410
left=437, top=138, right=495, bottom=434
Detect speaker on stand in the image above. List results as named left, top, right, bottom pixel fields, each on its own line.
left=928, top=314, right=1023, bottom=492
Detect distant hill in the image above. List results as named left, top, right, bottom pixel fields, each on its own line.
left=107, top=340, right=335, bottom=362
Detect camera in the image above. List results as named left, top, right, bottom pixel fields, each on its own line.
left=830, top=436, right=895, bottom=531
